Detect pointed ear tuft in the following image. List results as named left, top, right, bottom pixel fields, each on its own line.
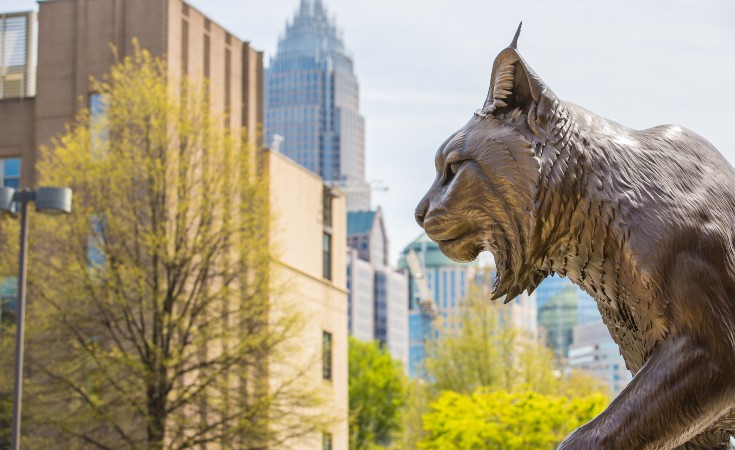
left=510, top=22, right=522, bottom=49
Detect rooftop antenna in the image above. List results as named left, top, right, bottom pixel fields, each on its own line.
left=270, top=134, right=284, bottom=153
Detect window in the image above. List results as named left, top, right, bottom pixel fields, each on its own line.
left=322, top=432, right=333, bottom=450
left=320, top=171, right=333, bottom=275
left=0, top=157, right=20, bottom=188
left=322, top=186, right=332, bottom=228
left=224, top=47, right=231, bottom=117
left=89, top=93, right=109, bottom=155
left=89, top=92, right=107, bottom=121
left=181, top=19, right=189, bottom=75
left=87, top=215, right=107, bottom=269
left=322, top=331, right=332, bottom=381
left=203, top=34, right=210, bottom=79
left=0, top=276, right=17, bottom=316
left=323, top=232, right=332, bottom=280
left=0, top=13, right=36, bottom=99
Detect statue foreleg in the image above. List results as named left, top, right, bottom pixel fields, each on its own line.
left=558, top=334, right=735, bottom=450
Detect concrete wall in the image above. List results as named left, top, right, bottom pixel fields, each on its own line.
left=0, top=99, right=34, bottom=169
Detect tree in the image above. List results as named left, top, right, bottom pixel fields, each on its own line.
left=391, top=379, right=431, bottom=450
left=0, top=45, right=333, bottom=449
left=419, top=389, right=608, bottom=450
left=348, top=337, right=407, bottom=450
left=393, top=282, right=611, bottom=449
left=424, top=285, right=608, bottom=398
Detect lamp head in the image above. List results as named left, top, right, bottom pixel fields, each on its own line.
left=0, top=186, right=16, bottom=214
left=35, top=187, right=72, bottom=215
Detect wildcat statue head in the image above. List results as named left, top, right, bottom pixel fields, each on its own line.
left=415, top=23, right=564, bottom=301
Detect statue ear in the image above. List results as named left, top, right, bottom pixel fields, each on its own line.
left=482, top=24, right=553, bottom=125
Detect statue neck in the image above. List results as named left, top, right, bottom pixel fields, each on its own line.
left=529, top=100, right=628, bottom=302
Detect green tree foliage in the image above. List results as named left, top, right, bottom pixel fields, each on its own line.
left=425, top=284, right=608, bottom=398
left=392, top=379, right=431, bottom=450
left=348, top=337, right=407, bottom=450
left=0, top=391, right=10, bottom=448
left=419, top=389, right=608, bottom=450
left=0, top=45, right=333, bottom=449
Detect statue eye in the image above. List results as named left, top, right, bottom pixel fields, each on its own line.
left=449, top=161, right=463, bottom=176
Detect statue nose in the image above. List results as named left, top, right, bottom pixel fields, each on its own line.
left=415, top=196, right=429, bottom=228
left=415, top=209, right=425, bottom=227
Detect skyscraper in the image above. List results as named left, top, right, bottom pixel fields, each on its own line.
left=265, top=0, right=370, bottom=211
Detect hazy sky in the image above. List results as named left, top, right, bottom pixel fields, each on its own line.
left=6, top=0, right=735, bottom=264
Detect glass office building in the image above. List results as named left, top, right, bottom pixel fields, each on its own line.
left=266, top=0, right=370, bottom=211
left=399, top=234, right=476, bottom=378
left=347, top=209, right=409, bottom=371
left=536, top=275, right=601, bottom=360
left=569, top=320, right=632, bottom=395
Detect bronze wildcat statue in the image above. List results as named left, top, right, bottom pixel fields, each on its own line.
left=415, top=24, right=735, bottom=450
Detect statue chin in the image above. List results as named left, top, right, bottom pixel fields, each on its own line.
left=437, top=237, right=483, bottom=263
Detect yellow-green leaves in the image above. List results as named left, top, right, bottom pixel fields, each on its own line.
left=419, top=389, right=608, bottom=450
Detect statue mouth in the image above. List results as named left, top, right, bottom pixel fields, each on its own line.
left=423, top=216, right=472, bottom=240
left=435, top=231, right=484, bottom=262
left=437, top=233, right=469, bottom=245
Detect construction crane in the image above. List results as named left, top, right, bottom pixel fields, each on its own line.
left=405, top=249, right=438, bottom=319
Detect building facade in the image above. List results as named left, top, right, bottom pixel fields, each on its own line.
left=265, top=150, right=349, bottom=449
left=535, top=275, right=601, bottom=361
left=475, top=260, right=538, bottom=340
left=0, top=1, right=347, bottom=448
left=346, top=208, right=408, bottom=370
left=569, top=320, right=632, bottom=395
left=399, top=233, right=478, bottom=378
left=0, top=0, right=263, bottom=189
left=374, top=267, right=408, bottom=368
left=346, top=249, right=374, bottom=342
left=399, top=236, right=540, bottom=378
left=265, top=0, right=370, bottom=211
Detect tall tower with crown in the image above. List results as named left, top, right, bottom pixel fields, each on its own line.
left=265, top=0, right=370, bottom=211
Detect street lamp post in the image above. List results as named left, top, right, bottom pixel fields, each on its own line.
left=0, top=186, right=72, bottom=450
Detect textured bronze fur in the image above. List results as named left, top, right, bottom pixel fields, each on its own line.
left=415, top=27, right=735, bottom=449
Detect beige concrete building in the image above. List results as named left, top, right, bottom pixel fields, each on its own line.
left=0, top=0, right=348, bottom=448
left=265, top=150, right=349, bottom=450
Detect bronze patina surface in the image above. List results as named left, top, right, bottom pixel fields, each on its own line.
left=415, top=24, right=735, bottom=449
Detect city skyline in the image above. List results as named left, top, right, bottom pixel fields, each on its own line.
left=5, top=0, right=735, bottom=266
